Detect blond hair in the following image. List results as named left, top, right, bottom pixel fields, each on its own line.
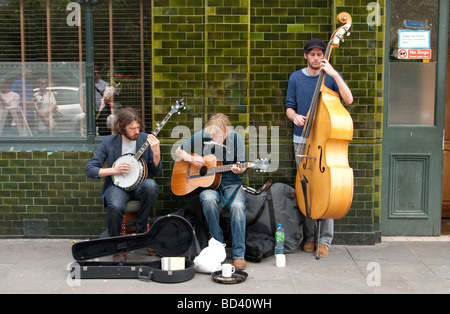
left=205, top=113, right=232, bottom=138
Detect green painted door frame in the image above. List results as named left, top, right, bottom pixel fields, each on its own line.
left=381, top=0, right=448, bottom=235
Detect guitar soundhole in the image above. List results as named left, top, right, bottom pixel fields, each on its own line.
left=199, top=166, right=208, bottom=176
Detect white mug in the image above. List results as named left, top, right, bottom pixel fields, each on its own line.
left=276, top=254, right=286, bottom=267
left=221, top=263, right=235, bottom=277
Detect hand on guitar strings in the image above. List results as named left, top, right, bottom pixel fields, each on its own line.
left=231, top=162, right=246, bottom=174
left=190, top=155, right=206, bottom=168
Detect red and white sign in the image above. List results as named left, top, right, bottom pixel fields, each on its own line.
left=398, top=49, right=432, bottom=60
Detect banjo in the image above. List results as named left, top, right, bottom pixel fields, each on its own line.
left=112, top=98, right=186, bottom=191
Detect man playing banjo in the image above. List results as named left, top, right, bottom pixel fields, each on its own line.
left=86, top=107, right=161, bottom=262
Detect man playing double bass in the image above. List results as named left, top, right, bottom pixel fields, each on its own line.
left=285, top=38, right=353, bottom=258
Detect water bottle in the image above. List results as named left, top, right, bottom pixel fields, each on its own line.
left=274, top=223, right=285, bottom=255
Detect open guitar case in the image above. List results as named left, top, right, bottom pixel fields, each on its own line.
left=69, top=214, right=197, bottom=283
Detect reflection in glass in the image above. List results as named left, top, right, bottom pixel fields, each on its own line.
left=388, top=0, right=439, bottom=125
left=388, top=62, right=435, bottom=125
left=0, top=62, right=85, bottom=138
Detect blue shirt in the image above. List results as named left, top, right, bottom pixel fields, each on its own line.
left=286, top=68, right=341, bottom=142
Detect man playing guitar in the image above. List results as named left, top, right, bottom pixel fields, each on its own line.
left=86, top=107, right=161, bottom=262
left=175, top=113, right=247, bottom=270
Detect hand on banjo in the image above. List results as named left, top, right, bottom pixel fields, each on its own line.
left=116, top=162, right=131, bottom=174
left=148, top=134, right=161, bottom=167
left=147, top=134, right=160, bottom=154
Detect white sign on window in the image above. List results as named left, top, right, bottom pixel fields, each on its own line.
left=398, top=30, right=430, bottom=49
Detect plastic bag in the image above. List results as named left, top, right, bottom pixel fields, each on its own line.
left=193, top=237, right=226, bottom=273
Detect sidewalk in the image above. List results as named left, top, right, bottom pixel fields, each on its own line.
left=0, top=236, right=449, bottom=294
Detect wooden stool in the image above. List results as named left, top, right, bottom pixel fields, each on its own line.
left=121, top=200, right=152, bottom=256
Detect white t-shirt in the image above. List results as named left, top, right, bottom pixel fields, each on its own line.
left=122, top=139, right=136, bottom=154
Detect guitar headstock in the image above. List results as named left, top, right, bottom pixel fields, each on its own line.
left=250, top=159, right=269, bottom=172
left=170, top=98, right=186, bottom=116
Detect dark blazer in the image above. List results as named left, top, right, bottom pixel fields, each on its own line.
left=86, top=133, right=162, bottom=203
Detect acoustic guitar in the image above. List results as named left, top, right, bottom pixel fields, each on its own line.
left=171, top=154, right=269, bottom=197
left=112, top=98, right=186, bottom=191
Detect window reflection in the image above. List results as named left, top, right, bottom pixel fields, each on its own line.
left=0, top=62, right=85, bottom=138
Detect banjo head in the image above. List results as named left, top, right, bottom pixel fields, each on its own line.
left=112, top=154, right=145, bottom=191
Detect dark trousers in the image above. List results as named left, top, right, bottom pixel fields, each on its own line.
left=104, top=179, right=159, bottom=237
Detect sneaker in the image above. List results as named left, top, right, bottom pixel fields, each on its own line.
left=233, top=258, right=246, bottom=270
left=303, top=241, right=315, bottom=253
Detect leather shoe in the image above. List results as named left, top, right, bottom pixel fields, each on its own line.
left=316, top=244, right=329, bottom=258
left=303, top=241, right=315, bottom=253
left=233, top=258, right=246, bottom=270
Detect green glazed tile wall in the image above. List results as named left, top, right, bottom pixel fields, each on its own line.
left=152, top=0, right=385, bottom=241
left=0, top=0, right=385, bottom=242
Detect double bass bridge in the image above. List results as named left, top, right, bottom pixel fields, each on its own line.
left=298, top=145, right=325, bottom=173
left=296, top=154, right=317, bottom=160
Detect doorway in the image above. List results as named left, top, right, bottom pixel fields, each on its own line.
left=381, top=0, right=447, bottom=236
left=442, top=42, right=450, bottom=234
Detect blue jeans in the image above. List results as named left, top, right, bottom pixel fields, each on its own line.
left=104, top=179, right=158, bottom=237
left=199, top=185, right=246, bottom=259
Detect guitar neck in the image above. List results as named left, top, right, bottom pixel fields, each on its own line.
left=207, top=162, right=250, bottom=174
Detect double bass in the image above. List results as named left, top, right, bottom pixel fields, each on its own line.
left=295, top=13, right=353, bottom=221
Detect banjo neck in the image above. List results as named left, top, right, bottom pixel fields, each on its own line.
left=133, top=112, right=170, bottom=160
left=133, top=98, right=185, bottom=160
left=134, top=139, right=151, bottom=160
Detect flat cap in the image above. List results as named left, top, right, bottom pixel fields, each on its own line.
left=304, top=38, right=326, bottom=52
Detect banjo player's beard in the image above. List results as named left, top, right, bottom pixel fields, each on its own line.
left=123, top=132, right=139, bottom=142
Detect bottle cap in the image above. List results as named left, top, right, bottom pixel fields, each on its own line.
left=278, top=223, right=282, bottom=227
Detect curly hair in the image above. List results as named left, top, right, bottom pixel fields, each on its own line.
left=113, top=107, right=143, bottom=135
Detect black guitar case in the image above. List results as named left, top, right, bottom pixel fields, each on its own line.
left=70, top=214, right=196, bottom=283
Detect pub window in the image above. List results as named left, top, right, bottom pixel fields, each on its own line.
left=0, top=0, right=152, bottom=141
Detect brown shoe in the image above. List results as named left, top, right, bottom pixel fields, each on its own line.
left=303, top=241, right=315, bottom=253
left=316, top=244, right=329, bottom=258
left=233, top=258, right=246, bottom=270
